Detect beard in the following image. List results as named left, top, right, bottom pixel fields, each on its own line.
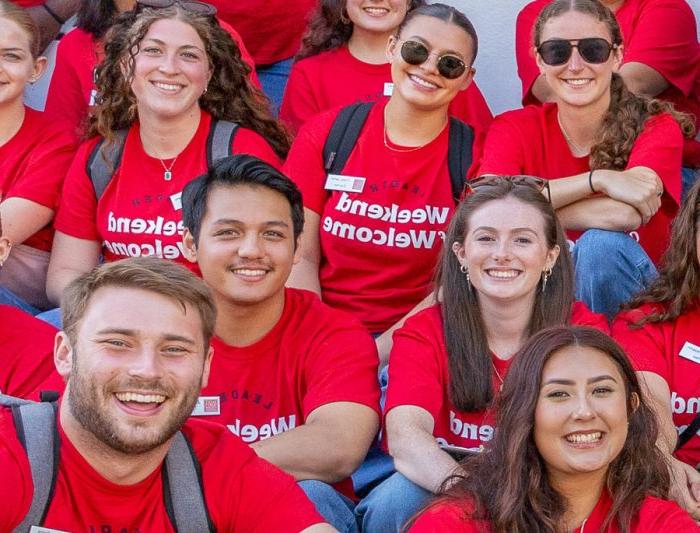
left=67, top=348, right=203, bottom=455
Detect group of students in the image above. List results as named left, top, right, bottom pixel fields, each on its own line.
left=1, top=0, right=699, bottom=531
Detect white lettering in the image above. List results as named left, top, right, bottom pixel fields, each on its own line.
left=671, top=392, right=700, bottom=414
left=227, top=415, right=297, bottom=443
left=449, top=411, right=494, bottom=442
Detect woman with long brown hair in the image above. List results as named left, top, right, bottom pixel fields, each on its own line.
left=409, top=326, right=698, bottom=532
left=46, top=1, right=287, bottom=306
left=478, top=0, right=694, bottom=318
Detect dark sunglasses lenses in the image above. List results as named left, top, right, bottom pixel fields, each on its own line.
left=137, top=0, right=217, bottom=15
left=538, top=38, right=612, bottom=65
left=400, top=40, right=466, bottom=79
left=469, top=175, right=547, bottom=192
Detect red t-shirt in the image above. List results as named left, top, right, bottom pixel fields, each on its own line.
left=385, top=302, right=608, bottom=451
left=284, top=100, right=481, bottom=333
left=0, top=107, right=77, bottom=252
left=55, top=111, right=280, bottom=273
left=515, top=0, right=700, bottom=167
left=0, top=409, right=323, bottom=532
left=280, top=45, right=493, bottom=136
left=195, top=288, right=380, bottom=497
left=408, top=491, right=698, bottom=532
left=612, top=304, right=700, bottom=467
left=43, top=24, right=259, bottom=136
left=478, top=103, right=682, bottom=265
left=0, top=305, right=64, bottom=401
left=207, top=0, right=316, bottom=65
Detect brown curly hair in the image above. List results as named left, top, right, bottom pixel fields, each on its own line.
left=296, top=0, right=425, bottom=60
left=88, top=5, right=290, bottom=158
left=534, top=0, right=694, bottom=171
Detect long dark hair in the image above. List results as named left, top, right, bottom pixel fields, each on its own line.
left=534, top=0, right=694, bottom=171
left=625, top=178, right=700, bottom=324
left=297, top=0, right=425, bottom=60
left=436, top=180, right=574, bottom=412
left=76, top=0, right=121, bottom=39
left=89, top=5, right=290, bottom=158
left=415, top=326, right=669, bottom=533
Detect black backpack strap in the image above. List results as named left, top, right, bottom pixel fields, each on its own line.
left=675, top=412, right=700, bottom=452
left=322, top=102, right=374, bottom=175
left=162, top=431, right=215, bottom=533
left=447, top=117, right=474, bottom=203
left=207, top=119, right=239, bottom=168
left=86, top=129, right=128, bottom=201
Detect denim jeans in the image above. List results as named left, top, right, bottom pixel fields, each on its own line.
left=0, top=285, right=40, bottom=315
left=298, top=480, right=359, bottom=533
left=355, top=472, right=432, bottom=532
left=256, top=57, right=293, bottom=117
left=681, top=166, right=700, bottom=203
left=36, top=307, right=63, bottom=328
left=572, top=229, right=657, bottom=318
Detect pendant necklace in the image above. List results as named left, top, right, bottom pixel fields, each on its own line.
left=158, top=156, right=178, bottom=181
left=491, top=360, right=504, bottom=392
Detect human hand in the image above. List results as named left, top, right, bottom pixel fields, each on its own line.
left=668, top=457, right=700, bottom=521
left=595, top=167, right=662, bottom=224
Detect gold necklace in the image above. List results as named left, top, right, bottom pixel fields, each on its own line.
left=383, top=107, right=443, bottom=153
left=557, top=112, right=589, bottom=156
left=491, top=360, right=504, bottom=392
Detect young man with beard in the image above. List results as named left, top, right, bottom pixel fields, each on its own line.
left=0, top=256, right=331, bottom=532
left=181, top=155, right=380, bottom=533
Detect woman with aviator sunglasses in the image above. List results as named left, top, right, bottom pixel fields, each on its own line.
left=355, top=177, right=608, bottom=531
left=479, top=0, right=694, bottom=318
left=280, top=0, right=492, bottom=136
left=45, top=1, right=287, bottom=307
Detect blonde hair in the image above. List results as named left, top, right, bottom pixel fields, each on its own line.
left=0, top=0, right=41, bottom=58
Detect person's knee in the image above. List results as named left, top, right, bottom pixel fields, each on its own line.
left=357, top=472, right=430, bottom=531
left=573, top=229, right=628, bottom=267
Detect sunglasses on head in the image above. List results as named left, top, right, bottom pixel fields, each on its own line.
left=399, top=40, right=467, bottom=80
left=136, top=0, right=217, bottom=15
left=537, top=38, right=617, bottom=66
left=468, top=175, right=551, bottom=202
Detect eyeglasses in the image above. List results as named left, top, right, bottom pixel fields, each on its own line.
left=136, top=0, right=217, bottom=15
left=468, top=175, right=551, bottom=202
left=537, top=38, right=617, bottom=66
left=399, top=40, right=467, bottom=80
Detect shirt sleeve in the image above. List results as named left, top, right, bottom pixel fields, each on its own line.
left=476, top=113, right=528, bottom=176
left=515, top=1, right=546, bottom=105
left=571, top=301, right=610, bottom=334
left=610, top=309, right=668, bottom=378
left=230, top=128, right=283, bottom=169
left=279, top=59, right=320, bottom=135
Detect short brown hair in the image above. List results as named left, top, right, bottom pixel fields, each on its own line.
left=62, top=257, right=216, bottom=349
left=0, top=0, right=42, bottom=58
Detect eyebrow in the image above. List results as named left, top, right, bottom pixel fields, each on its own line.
left=406, top=35, right=466, bottom=59
left=211, top=219, right=290, bottom=228
left=141, top=38, right=205, bottom=52
left=0, top=47, right=26, bottom=53
left=543, top=375, right=619, bottom=386
left=94, top=328, right=197, bottom=345
left=472, top=226, right=539, bottom=235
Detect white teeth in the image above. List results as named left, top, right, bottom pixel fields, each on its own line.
left=364, top=7, right=389, bottom=14
left=409, top=74, right=438, bottom=88
left=565, top=432, right=602, bottom=443
left=153, top=82, right=180, bottom=91
left=565, top=79, right=591, bottom=86
left=116, top=392, right=166, bottom=404
left=486, top=269, right=519, bottom=279
left=233, top=268, right=266, bottom=276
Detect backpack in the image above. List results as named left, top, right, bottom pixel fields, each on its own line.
left=1, top=392, right=215, bottom=533
left=85, top=119, right=239, bottom=200
left=675, top=412, right=700, bottom=452
left=322, top=102, right=474, bottom=203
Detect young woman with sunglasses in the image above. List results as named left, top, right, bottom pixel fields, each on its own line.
left=478, top=0, right=694, bottom=318
left=355, top=178, right=608, bottom=531
left=408, top=326, right=699, bottom=532
left=45, top=2, right=287, bottom=307
left=612, top=178, right=700, bottom=521
left=42, top=0, right=257, bottom=136
left=0, top=1, right=77, bottom=314
left=285, top=3, right=480, bottom=363
left=279, top=0, right=492, bottom=136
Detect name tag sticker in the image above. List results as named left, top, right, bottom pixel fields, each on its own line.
left=191, top=395, right=221, bottom=416
left=324, top=174, right=366, bottom=193
left=170, top=192, right=183, bottom=211
left=679, top=341, right=700, bottom=364
left=30, top=527, right=70, bottom=533
left=383, top=82, right=394, bottom=96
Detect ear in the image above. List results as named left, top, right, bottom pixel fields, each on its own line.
left=629, top=391, right=640, bottom=413
left=292, top=233, right=302, bottom=266
left=611, top=43, right=624, bottom=72
left=182, top=228, right=198, bottom=264
left=30, top=55, right=48, bottom=83
left=386, top=35, right=399, bottom=63
left=545, top=244, right=560, bottom=272
left=452, top=240, right=466, bottom=267
left=534, top=46, right=546, bottom=74
left=200, top=345, right=214, bottom=389
left=459, top=66, right=475, bottom=91
left=0, top=236, right=11, bottom=265
left=54, top=331, right=75, bottom=379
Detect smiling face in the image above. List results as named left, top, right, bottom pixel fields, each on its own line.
left=535, top=11, right=622, bottom=112
left=0, top=16, right=45, bottom=110
left=129, top=17, right=211, bottom=122
left=346, top=0, right=409, bottom=35
left=534, top=345, right=630, bottom=487
left=386, top=14, right=475, bottom=111
left=452, top=196, right=559, bottom=308
left=56, top=286, right=212, bottom=454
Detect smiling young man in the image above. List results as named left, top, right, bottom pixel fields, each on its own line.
left=0, top=256, right=330, bottom=532
left=181, top=155, right=381, bottom=533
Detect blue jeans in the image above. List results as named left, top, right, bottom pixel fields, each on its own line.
left=681, top=166, right=700, bottom=202
left=36, top=307, right=63, bottom=328
left=256, top=57, right=293, bottom=116
left=298, top=480, right=358, bottom=533
left=355, top=472, right=432, bottom=532
left=572, top=229, right=657, bottom=318
left=0, top=285, right=40, bottom=315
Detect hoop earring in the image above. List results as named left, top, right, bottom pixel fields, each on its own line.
left=541, top=267, right=553, bottom=293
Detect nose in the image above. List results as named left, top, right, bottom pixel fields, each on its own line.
left=567, top=46, right=585, bottom=71
left=157, top=51, right=180, bottom=75
left=572, top=393, right=595, bottom=420
left=127, top=347, right=164, bottom=381
left=237, top=233, right=263, bottom=259
left=491, top=240, right=512, bottom=261
left=419, top=52, right=441, bottom=75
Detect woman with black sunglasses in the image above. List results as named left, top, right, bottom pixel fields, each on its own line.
left=280, top=0, right=492, bottom=136
left=45, top=1, right=287, bottom=307
left=479, top=0, right=694, bottom=318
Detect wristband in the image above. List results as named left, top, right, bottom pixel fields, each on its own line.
left=588, top=169, right=596, bottom=193
left=42, top=3, right=66, bottom=25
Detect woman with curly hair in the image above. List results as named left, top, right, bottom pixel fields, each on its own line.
left=42, top=0, right=257, bottom=136
left=612, top=178, right=700, bottom=521
left=409, top=326, right=698, bottom=532
left=46, top=1, right=287, bottom=305
left=279, top=0, right=492, bottom=136
left=478, top=0, right=694, bottom=318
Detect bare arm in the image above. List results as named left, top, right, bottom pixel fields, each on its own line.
left=26, top=0, right=80, bottom=51
left=386, top=405, right=462, bottom=493
left=286, top=208, right=322, bottom=296
left=619, top=62, right=670, bottom=99
left=556, top=197, right=643, bottom=233
left=46, top=231, right=101, bottom=305
left=0, top=198, right=53, bottom=245
left=251, top=402, right=379, bottom=483
left=302, top=525, right=338, bottom=533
